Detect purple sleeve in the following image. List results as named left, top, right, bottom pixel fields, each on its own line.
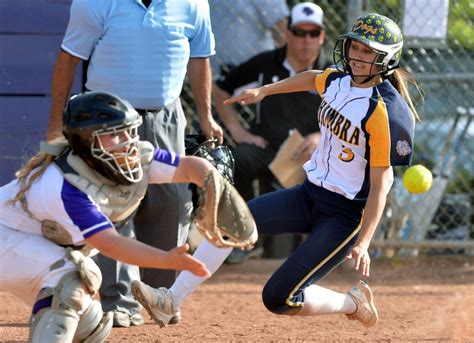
left=148, top=148, right=181, bottom=184
left=154, top=148, right=180, bottom=166
left=61, top=180, right=112, bottom=239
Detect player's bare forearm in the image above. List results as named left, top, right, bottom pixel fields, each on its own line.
left=347, top=167, right=392, bottom=276
left=171, top=155, right=214, bottom=187
left=264, top=70, right=321, bottom=95
left=87, top=228, right=210, bottom=276
left=224, top=70, right=321, bottom=106
left=356, top=166, right=393, bottom=247
left=91, top=228, right=167, bottom=267
left=48, top=51, right=81, bottom=141
left=356, top=193, right=386, bottom=249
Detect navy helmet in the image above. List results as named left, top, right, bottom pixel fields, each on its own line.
left=63, top=91, right=143, bottom=185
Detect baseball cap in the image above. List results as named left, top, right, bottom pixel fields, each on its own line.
left=289, top=2, right=324, bottom=28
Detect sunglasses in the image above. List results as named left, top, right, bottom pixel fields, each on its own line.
left=291, top=28, right=322, bottom=38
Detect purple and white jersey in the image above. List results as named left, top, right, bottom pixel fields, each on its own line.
left=0, top=148, right=180, bottom=245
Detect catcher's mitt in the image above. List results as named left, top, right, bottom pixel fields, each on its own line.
left=194, top=169, right=258, bottom=250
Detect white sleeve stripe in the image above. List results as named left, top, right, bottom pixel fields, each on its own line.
left=82, top=221, right=111, bottom=235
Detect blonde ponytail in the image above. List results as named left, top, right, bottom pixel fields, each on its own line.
left=8, top=138, right=67, bottom=214
left=387, top=68, right=423, bottom=122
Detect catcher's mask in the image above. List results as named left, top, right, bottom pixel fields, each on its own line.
left=185, top=135, right=235, bottom=184
left=63, top=91, right=143, bottom=185
left=333, top=13, right=403, bottom=84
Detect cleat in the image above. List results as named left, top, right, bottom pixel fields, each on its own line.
left=112, top=311, right=130, bottom=328
left=131, top=281, right=178, bottom=328
left=346, top=280, right=378, bottom=327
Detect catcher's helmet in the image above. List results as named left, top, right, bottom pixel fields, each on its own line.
left=185, top=135, right=235, bottom=184
left=63, top=91, right=143, bottom=185
left=333, top=13, right=403, bottom=81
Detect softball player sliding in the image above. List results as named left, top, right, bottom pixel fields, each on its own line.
left=0, top=91, right=217, bottom=342
left=132, top=13, right=419, bottom=328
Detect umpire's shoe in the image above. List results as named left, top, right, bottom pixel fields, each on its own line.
left=112, top=311, right=144, bottom=327
left=131, top=281, right=179, bottom=328
left=346, top=280, right=378, bottom=327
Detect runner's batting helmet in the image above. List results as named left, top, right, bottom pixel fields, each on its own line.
left=333, top=13, right=403, bottom=81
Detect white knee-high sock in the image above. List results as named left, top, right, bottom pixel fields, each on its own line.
left=297, top=284, right=357, bottom=316
left=170, top=240, right=232, bottom=307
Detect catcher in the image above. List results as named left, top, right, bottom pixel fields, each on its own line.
left=0, top=91, right=256, bottom=342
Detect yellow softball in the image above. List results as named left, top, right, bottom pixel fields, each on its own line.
left=402, top=164, right=433, bottom=194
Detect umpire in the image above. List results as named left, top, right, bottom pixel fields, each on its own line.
left=47, top=0, right=222, bottom=327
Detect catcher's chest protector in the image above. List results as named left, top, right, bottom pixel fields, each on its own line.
left=56, top=141, right=154, bottom=223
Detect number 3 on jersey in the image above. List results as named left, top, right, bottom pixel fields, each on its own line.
left=338, top=145, right=354, bottom=162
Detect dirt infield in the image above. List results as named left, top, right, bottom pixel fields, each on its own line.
left=1, top=255, right=473, bottom=342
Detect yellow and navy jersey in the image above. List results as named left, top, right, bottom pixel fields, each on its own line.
left=303, top=68, right=415, bottom=201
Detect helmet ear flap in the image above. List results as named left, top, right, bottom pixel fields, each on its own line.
left=333, top=37, right=352, bottom=74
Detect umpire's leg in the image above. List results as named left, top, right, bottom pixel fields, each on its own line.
left=134, top=98, right=192, bottom=288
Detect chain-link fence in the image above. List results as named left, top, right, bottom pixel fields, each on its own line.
left=357, top=0, right=473, bottom=255
left=181, top=0, right=473, bottom=255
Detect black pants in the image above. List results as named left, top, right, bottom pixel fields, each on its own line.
left=232, top=143, right=277, bottom=201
